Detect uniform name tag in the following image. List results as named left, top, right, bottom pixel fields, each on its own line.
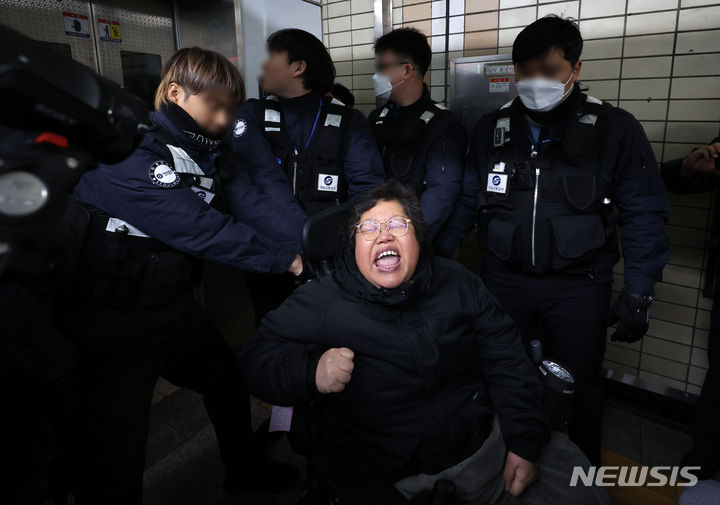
left=317, top=173, right=339, bottom=192
left=264, top=109, right=281, bottom=123
left=324, top=113, right=342, bottom=127
left=486, top=173, right=508, bottom=194
left=492, top=162, right=506, bottom=172
left=191, top=185, right=215, bottom=204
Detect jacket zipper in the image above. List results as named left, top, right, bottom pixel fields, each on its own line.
left=530, top=145, right=539, bottom=266
left=292, top=147, right=298, bottom=197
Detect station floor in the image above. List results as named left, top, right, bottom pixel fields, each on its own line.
left=142, top=375, right=702, bottom=505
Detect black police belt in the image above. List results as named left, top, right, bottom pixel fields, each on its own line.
left=77, top=211, right=199, bottom=310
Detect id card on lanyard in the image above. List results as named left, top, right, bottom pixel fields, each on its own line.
left=291, top=99, right=323, bottom=196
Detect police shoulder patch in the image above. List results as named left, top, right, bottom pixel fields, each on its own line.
left=149, top=160, right=180, bottom=188
left=233, top=118, right=247, bottom=138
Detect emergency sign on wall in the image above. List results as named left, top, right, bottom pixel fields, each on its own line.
left=63, top=12, right=90, bottom=38
left=98, top=19, right=122, bottom=43
left=489, top=77, right=510, bottom=93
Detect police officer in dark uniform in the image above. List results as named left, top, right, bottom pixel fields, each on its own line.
left=662, top=139, right=720, bottom=481
left=368, top=28, right=470, bottom=256
left=469, top=17, right=670, bottom=465
left=233, top=28, right=384, bottom=216
left=232, top=28, right=385, bottom=321
left=67, top=47, right=302, bottom=504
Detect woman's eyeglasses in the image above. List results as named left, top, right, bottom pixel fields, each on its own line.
left=355, top=216, right=411, bottom=240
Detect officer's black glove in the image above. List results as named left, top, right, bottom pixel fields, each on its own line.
left=607, top=290, right=653, bottom=343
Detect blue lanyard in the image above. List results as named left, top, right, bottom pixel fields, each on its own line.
left=299, top=100, right=323, bottom=152
left=524, top=123, right=556, bottom=149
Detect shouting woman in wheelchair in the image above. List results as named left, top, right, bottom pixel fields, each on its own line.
left=240, top=181, right=611, bottom=505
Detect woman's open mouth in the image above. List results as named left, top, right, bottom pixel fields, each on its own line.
left=374, top=247, right=401, bottom=273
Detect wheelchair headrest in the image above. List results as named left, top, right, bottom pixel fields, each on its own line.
left=301, top=202, right=353, bottom=262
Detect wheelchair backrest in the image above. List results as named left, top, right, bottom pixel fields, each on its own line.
left=301, top=202, right=352, bottom=278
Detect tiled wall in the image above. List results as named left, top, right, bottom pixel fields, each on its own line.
left=321, top=0, right=720, bottom=396
left=321, top=0, right=378, bottom=114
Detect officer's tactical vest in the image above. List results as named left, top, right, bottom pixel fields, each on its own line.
left=371, top=100, right=454, bottom=194
left=77, top=125, right=233, bottom=310
left=479, top=94, right=618, bottom=275
left=261, top=94, right=352, bottom=215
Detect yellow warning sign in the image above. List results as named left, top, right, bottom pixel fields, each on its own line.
left=98, top=19, right=121, bottom=43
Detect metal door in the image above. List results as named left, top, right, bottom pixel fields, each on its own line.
left=90, top=0, right=175, bottom=85
left=0, top=0, right=176, bottom=86
left=449, top=54, right=517, bottom=133
left=0, top=0, right=98, bottom=70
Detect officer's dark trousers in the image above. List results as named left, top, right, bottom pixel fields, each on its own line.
left=2, top=282, right=82, bottom=504
left=481, top=256, right=610, bottom=466
left=686, top=297, right=720, bottom=477
left=69, top=296, right=252, bottom=505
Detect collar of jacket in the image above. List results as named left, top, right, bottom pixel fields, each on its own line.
left=514, top=83, right=582, bottom=130
left=333, top=242, right=435, bottom=307
left=149, top=110, right=223, bottom=175
left=157, top=102, right=224, bottom=152
left=374, top=86, right=434, bottom=146
left=278, top=90, right=323, bottom=114
left=508, top=84, right=584, bottom=152
left=387, top=85, right=433, bottom=118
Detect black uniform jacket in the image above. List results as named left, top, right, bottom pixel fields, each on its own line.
left=239, top=246, right=550, bottom=477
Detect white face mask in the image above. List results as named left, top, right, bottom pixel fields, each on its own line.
left=372, top=72, right=405, bottom=105
left=516, top=71, right=575, bottom=112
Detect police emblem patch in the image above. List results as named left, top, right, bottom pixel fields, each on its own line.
left=486, top=173, right=507, bottom=194
left=149, top=161, right=179, bottom=188
left=233, top=118, right=247, bottom=138
left=317, top=173, right=338, bottom=192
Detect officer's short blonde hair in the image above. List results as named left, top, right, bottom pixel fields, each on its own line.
left=154, top=47, right=245, bottom=111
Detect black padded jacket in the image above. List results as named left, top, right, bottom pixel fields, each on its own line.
left=239, top=246, right=550, bottom=477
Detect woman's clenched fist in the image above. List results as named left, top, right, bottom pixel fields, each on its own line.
left=315, top=347, right=354, bottom=394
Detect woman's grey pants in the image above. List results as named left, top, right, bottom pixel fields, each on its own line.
left=394, top=419, right=611, bottom=505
